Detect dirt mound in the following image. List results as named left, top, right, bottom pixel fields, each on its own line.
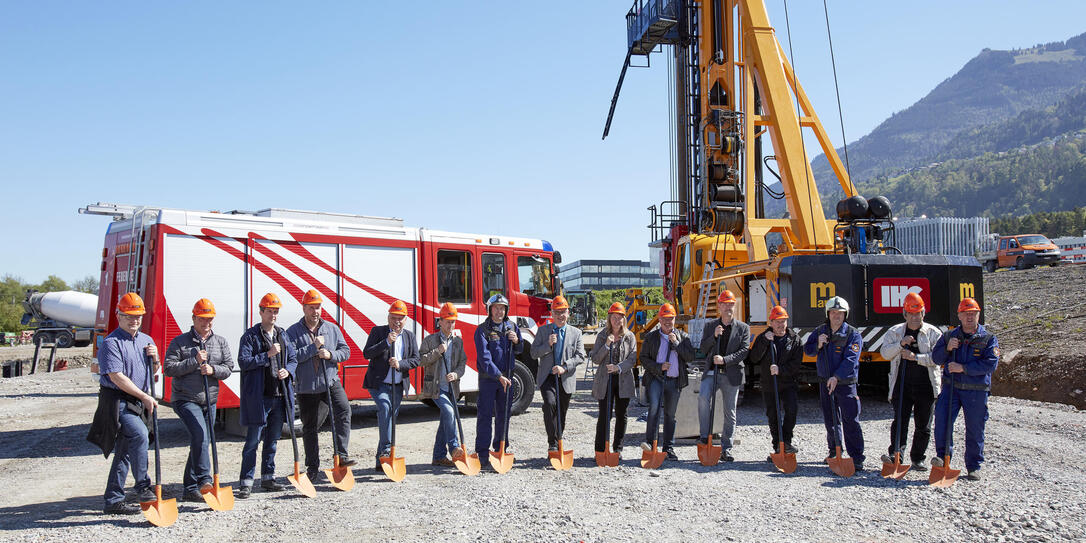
left=984, top=264, right=1086, bottom=409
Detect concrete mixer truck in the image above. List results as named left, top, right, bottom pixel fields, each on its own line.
left=21, top=290, right=99, bottom=348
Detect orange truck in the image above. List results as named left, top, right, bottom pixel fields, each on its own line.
left=977, top=234, right=1061, bottom=272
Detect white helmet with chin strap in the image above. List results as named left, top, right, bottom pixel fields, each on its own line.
left=824, top=296, right=849, bottom=316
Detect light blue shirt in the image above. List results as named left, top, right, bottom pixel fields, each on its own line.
left=656, top=330, right=679, bottom=378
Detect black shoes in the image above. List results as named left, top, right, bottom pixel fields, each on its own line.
left=182, top=491, right=205, bottom=502
left=664, top=448, right=678, bottom=461
left=306, top=470, right=322, bottom=483
left=911, top=461, right=928, bottom=472
left=720, top=449, right=734, bottom=462
left=261, top=479, right=287, bottom=492
left=236, top=486, right=252, bottom=499
left=784, top=443, right=798, bottom=454
left=135, top=487, right=157, bottom=503
left=338, top=456, right=357, bottom=468
left=104, top=501, right=141, bottom=515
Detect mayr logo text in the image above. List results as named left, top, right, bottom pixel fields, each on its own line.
left=810, top=282, right=836, bottom=308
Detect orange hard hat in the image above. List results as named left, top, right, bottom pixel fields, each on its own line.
left=439, top=302, right=458, bottom=320
left=658, top=303, right=677, bottom=319
left=768, top=305, right=789, bottom=321
left=389, top=299, right=409, bottom=316
left=903, top=292, right=925, bottom=313
left=301, top=289, right=323, bottom=306
left=717, top=289, right=737, bottom=305
left=608, top=302, right=626, bottom=315
left=117, top=292, right=146, bottom=316
left=551, top=295, right=570, bottom=311
left=957, top=297, right=981, bottom=313
left=259, top=293, right=282, bottom=309
left=192, top=298, right=216, bottom=318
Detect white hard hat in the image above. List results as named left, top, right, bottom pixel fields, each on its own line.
left=825, top=296, right=849, bottom=316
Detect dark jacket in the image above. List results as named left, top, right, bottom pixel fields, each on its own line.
left=86, top=386, right=152, bottom=457
left=419, top=331, right=466, bottom=399
left=697, top=318, right=751, bottom=386
left=474, top=318, right=524, bottom=380
left=932, top=324, right=999, bottom=391
left=284, top=318, right=351, bottom=394
left=803, top=322, right=863, bottom=382
left=638, top=328, right=696, bottom=389
left=362, top=325, right=420, bottom=392
left=164, top=328, right=234, bottom=405
left=748, top=329, right=803, bottom=389
left=238, top=323, right=298, bottom=427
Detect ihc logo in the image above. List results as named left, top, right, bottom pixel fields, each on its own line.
left=809, top=282, right=836, bottom=308
left=960, top=282, right=975, bottom=299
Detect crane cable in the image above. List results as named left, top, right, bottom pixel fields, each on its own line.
left=822, top=0, right=855, bottom=192
left=781, top=0, right=819, bottom=254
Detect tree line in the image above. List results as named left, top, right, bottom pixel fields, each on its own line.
left=989, top=207, right=1086, bottom=239
left=0, top=275, right=99, bottom=333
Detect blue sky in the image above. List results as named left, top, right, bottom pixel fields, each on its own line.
left=3, top=1, right=1085, bottom=285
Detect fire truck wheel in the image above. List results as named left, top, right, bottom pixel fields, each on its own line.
left=509, top=361, right=535, bottom=416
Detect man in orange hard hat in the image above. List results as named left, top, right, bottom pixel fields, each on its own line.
left=418, top=302, right=467, bottom=466
left=284, top=289, right=353, bottom=481
left=878, top=292, right=942, bottom=471
left=932, top=297, right=999, bottom=481
left=696, top=288, right=750, bottom=462
left=164, top=298, right=236, bottom=502
left=237, top=292, right=298, bottom=498
left=748, top=305, right=804, bottom=460
left=87, top=292, right=159, bottom=514
left=362, top=299, right=421, bottom=471
left=638, top=303, right=695, bottom=461
left=530, top=295, right=587, bottom=453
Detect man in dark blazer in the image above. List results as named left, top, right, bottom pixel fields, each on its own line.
left=362, top=300, right=421, bottom=471
left=697, top=289, right=751, bottom=462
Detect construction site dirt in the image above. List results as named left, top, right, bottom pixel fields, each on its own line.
left=0, top=267, right=1083, bottom=541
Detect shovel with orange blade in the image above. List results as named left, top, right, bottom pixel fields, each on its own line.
left=881, top=347, right=912, bottom=479
left=199, top=372, right=234, bottom=510
left=929, top=374, right=962, bottom=487
left=768, top=344, right=796, bottom=474
left=641, top=341, right=671, bottom=470
left=595, top=346, right=620, bottom=467
left=379, top=373, right=407, bottom=482
left=489, top=320, right=516, bottom=474
left=278, top=371, right=316, bottom=497
left=826, top=388, right=855, bottom=478
left=141, top=355, right=178, bottom=527
left=696, top=369, right=723, bottom=466
left=442, top=335, right=480, bottom=475
left=548, top=371, right=574, bottom=471
left=317, top=356, right=355, bottom=491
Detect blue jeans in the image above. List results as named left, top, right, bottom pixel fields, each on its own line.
left=934, top=386, right=989, bottom=472
left=173, top=400, right=216, bottom=493
left=369, top=382, right=403, bottom=458
left=239, top=395, right=285, bottom=488
left=645, top=376, right=680, bottom=449
left=697, top=370, right=742, bottom=449
left=432, top=389, right=461, bottom=460
left=104, top=400, right=150, bottom=506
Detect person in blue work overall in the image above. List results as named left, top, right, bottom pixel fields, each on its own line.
left=803, top=295, right=866, bottom=472
left=474, top=294, right=523, bottom=464
left=638, top=303, right=696, bottom=461
left=362, top=299, right=421, bottom=472
left=931, top=297, right=1000, bottom=482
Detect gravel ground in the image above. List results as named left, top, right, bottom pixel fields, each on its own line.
left=1, top=364, right=1084, bottom=542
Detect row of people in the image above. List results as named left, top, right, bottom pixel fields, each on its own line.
left=88, top=287, right=998, bottom=514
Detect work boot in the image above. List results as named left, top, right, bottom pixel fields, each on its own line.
left=374, top=458, right=383, bottom=473
left=966, top=470, right=982, bottom=481
left=338, top=456, right=357, bottom=468
left=432, top=457, right=456, bottom=467
left=664, top=448, right=678, bottom=461
left=931, top=457, right=944, bottom=468
left=235, top=486, right=252, bottom=499
left=450, top=447, right=466, bottom=461
left=182, top=491, right=205, bottom=503
left=853, top=461, right=864, bottom=473
left=136, top=487, right=157, bottom=503
left=261, top=479, right=287, bottom=492
left=720, top=449, right=734, bottom=462
left=103, top=502, right=141, bottom=515
left=307, top=470, right=322, bottom=483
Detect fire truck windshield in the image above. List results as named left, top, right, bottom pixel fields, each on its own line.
left=518, top=255, right=555, bottom=297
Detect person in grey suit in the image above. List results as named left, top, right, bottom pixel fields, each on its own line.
left=697, top=289, right=751, bottom=462
left=530, top=295, right=586, bottom=452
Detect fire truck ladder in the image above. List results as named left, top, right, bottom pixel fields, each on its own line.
left=79, top=203, right=156, bottom=298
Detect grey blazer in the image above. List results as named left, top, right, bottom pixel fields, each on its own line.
left=698, top=318, right=751, bottom=387
left=418, top=331, right=467, bottom=400
left=589, top=329, right=637, bottom=400
left=530, top=323, right=586, bottom=394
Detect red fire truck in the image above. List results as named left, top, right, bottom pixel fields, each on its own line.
left=81, top=203, right=560, bottom=426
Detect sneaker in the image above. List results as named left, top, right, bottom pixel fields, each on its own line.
left=931, top=457, right=944, bottom=468
left=261, top=479, right=287, bottom=492
left=432, top=457, right=456, bottom=467
left=103, top=501, right=141, bottom=515
left=720, top=449, right=734, bottom=462
left=664, top=448, right=678, bottom=461
left=966, top=470, right=982, bottom=481
left=135, top=487, right=157, bottom=503
left=235, top=486, right=252, bottom=499
left=640, top=442, right=652, bottom=452
left=338, top=456, right=357, bottom=468
left=182, top=491, right=205, bottom=502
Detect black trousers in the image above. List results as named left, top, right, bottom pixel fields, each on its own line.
left=298, top=379, right=351, bottom=472
left=889, top=377, right=936, bottom=463
left=594, top=377, right=630, bottom=452
left=540, top=381, right=572, bottom=449
left=763, top=384, right=798, bottom=450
